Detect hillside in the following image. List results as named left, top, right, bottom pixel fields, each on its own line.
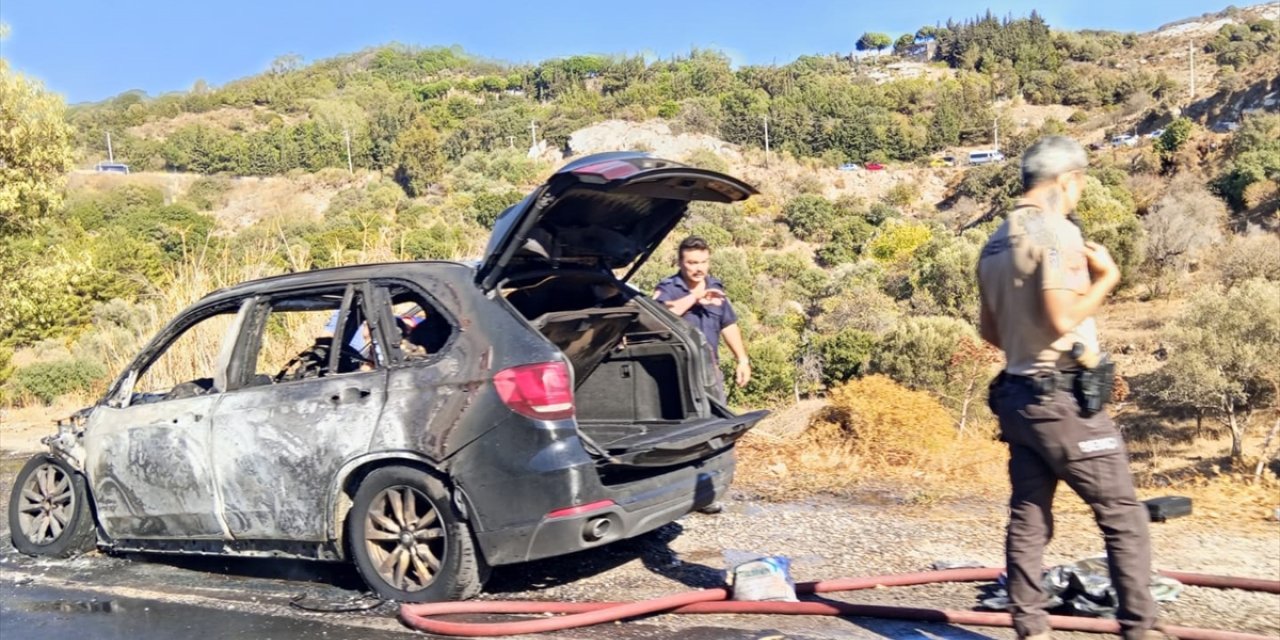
left=2, top=3, right=1279, bottom=511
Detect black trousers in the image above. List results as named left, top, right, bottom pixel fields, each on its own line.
left=991, top=378, right=1157, bottom=639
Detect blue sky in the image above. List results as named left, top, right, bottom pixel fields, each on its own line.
left=0, top=1, right=1238, bottom=103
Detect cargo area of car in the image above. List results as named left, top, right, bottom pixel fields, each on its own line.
left=501, top=272, right=762, bottom=466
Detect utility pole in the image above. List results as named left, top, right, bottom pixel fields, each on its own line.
left=106, top=131, right=114, bottom=162
left=763, top=115, right=770, bottom=168
left=344, top=127, right=353, bottom=174
left=529, top=120, right=538, bottom=149
left=993, top=117, right=999, bottom=152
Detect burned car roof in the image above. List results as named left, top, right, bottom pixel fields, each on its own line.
left=198, top=260, right=475, bottom=305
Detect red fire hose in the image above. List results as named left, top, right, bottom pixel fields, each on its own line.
left=399, top=567, right=1280, bottom=639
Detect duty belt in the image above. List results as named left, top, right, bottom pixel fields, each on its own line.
left=1005, top=370, right=1081, bottom=395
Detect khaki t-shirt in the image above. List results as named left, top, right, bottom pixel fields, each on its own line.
left=977, top=202, right=1100, bottom=375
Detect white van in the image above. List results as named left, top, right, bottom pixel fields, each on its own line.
left=968, top=150, right=1005, bottom=165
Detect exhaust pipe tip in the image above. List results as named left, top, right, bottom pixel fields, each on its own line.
left=583, top=517, right=612, bottom=542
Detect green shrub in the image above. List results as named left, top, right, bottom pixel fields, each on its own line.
left=0, top=345, right=13, bottom=386
left=117, top=204, right=216, bottom=261
left=1156, top=117, right=1194, bottom=158
left=883, top=181, right=921, bottom=208
left=185, top=176, right=233, bottom=211
left=781, top=194, right=836, bottom=241
left=955, top=162, right=1022, bottom=209
left=687, top=222, right=733, bottom=249
left=726, top=333, right=797, bottom=407
left=400, top=223, right=472, bottom=260
left=908, top=230, right=984, bottom=321
left=816, top=218, right=875, bottom=267
left=9, top=358, right=108, bottom=405
left=817, top=328, right=877, bottom=386
left=870, top=315, right=975, bottom=393
left=682, top=148, right=729, bottom=174
left=1077, top=176, right=1145, bottom=285
left=863, top=202, right=899, bottom=226
left=866, top=220, right=933, bottom=265
left=469, top=190, right=524, bottom=227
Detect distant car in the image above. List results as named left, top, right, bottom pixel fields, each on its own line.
left=929, top=155, right=957, bottom=168
left=94, top=162, right=130, bottom=174
left=1211, top=121, right=1240, bottom=133
left=1110, top=135, right=1138, bottom=147
left=967, top=150, right=1005, bottom=166
left=1145, top=129, right=1166, bottom=139
left=864, top=162, right=886, bottom=171
left=838, top=162, right=861, bottom=172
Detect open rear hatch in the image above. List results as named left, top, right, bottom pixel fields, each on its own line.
left=476, top=152, right=758, bottom=292
left=483, top=152, right=765, bottom=469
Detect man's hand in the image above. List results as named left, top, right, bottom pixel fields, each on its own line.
left=689, top=277, right=707, bottom=299
left=734, top=358, right=752, bottom=388
left=699, top=288, right=726, bottom=307
left=1084, top=241, right=1120, bottom=287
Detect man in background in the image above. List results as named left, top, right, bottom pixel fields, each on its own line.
left=654, top=236, right=751, bottom=402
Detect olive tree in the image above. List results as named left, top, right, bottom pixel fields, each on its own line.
left=1152, top=279, right=1280, bottom=463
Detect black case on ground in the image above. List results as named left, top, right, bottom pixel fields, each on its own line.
left=1143, top=496, right=1192, bottom=522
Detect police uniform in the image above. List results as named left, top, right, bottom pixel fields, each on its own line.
left=654, top=273, right=738, bottom=401
left=978, top=202, right=1157, bottom=640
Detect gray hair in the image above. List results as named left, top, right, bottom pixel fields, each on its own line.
left=1021, top=136, right=1088, bottom=190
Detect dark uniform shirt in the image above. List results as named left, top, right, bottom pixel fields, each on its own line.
left=654, top=273, right=738, bottom=364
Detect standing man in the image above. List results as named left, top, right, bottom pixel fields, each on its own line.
left=977, top=137, right=1161, bottom=640
left=654, top=236, right=752, bottom=402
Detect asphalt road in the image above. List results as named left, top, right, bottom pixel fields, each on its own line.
left=0, top=451, right=984, bottom=640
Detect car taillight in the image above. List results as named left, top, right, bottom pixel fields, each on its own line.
left=493, top=362, right=575, bottom=420
left=570, top=159, right=640, bottom=183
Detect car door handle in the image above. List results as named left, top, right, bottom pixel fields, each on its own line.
left=331, top=387, right=372, bottom=404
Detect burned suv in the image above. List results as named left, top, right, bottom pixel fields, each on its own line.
left=8, top=152, right=767, bottom=602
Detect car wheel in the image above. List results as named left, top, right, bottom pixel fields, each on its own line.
left=346, top=466, right=486, bottom=602
left=8, top=454, right=97, bottom=558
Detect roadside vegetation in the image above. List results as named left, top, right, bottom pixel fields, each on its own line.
left=1, top=8, right=1277, bottom=516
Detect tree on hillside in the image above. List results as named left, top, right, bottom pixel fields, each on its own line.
left=1214, top=113, right=1280, bottom=213
left=392, top=117, right=445, bottom=197
left=1142, top=177, right=1226, bottom=297
left=1156, top=117, right=1194, bottom=159
left=1077, top=175, right=1144, bottom=285
left=1152, top=278, right=1280, bottom=463
left=0, top=24, right=75, bottom=231
left=893, top=34, right=917, bottom=56
left=857, top=32, right=893, bottom=56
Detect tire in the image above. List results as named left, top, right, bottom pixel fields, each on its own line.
left=346, top=466, right=486, bottom=602
left=8, top=454, right=97, bottom=558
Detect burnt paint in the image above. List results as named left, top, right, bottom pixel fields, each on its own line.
left=211, top=368, right=389, bottom=541
left=83, top=396, right=229, bottom=540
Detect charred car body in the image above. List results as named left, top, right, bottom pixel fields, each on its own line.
left=8, top=153, right=767, bottom=602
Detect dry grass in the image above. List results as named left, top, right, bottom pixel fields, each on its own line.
left=82, top=227, right=453, bottom=395
left=738, top=375, right=1280, bottom=523
left=736, top=376, right=1009, bottom=503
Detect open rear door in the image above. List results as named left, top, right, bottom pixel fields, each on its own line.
left=477, top=152, right=758, bottom=292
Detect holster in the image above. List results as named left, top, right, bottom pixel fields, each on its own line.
left=1073, top=355, right=1116, bottom=417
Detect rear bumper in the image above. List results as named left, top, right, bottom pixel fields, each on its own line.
left=473, top=448, right=735, bottom=566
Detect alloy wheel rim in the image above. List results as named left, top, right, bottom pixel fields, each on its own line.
left=17, top=463, right=75, bottom=545
left=364, top=485, right=445, bottom=591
